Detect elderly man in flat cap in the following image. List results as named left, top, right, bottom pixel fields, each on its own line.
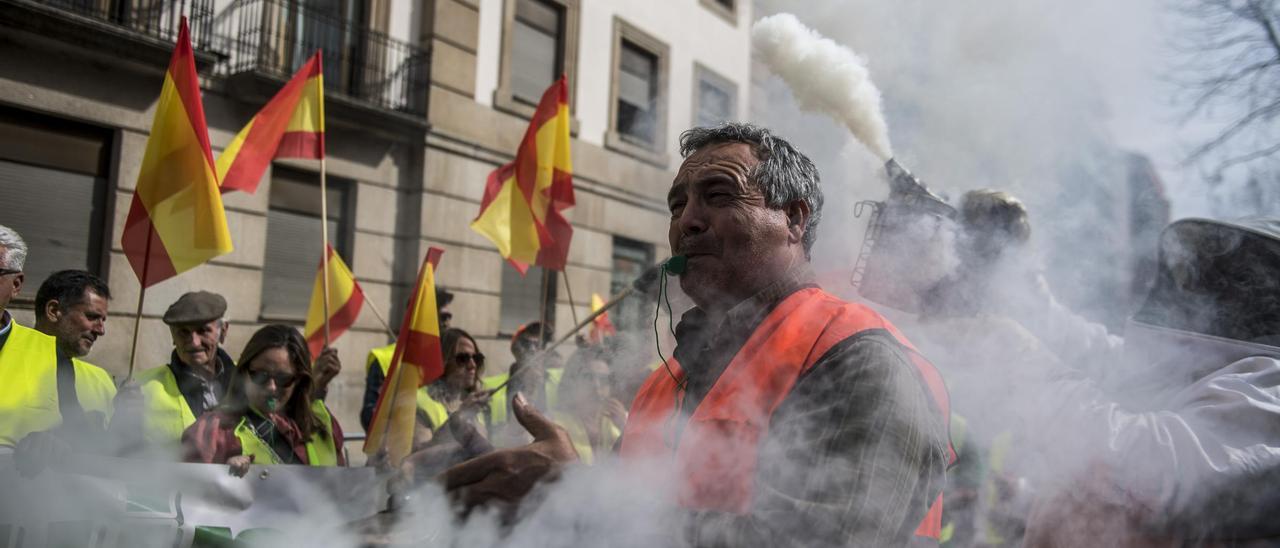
left=113, top=291, right=236, bottom=456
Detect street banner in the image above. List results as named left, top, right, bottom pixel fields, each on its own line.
left=0, top=454, right=381, bottom=548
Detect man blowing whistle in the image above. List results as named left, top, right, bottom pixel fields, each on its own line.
left=440, top=123, right=952, bottom=546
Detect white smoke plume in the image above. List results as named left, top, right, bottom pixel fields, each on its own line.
left=752, top=13, right=894, bottom=160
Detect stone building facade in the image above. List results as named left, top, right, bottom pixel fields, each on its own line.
left=0, top=0, right=751, bottom=439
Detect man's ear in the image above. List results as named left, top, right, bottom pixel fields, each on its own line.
left=785, top=201, right=811, bottom=245
left=43, top=299, right=63, bottom=324
left=10, top=272, right=22, bottom=299
left=219, top=320, right=229, bottom=345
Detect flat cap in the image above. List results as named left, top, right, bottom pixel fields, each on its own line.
left=163, top=291, right=227, bottom=325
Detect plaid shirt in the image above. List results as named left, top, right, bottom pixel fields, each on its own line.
left=672, top=267, right=950, bottom=547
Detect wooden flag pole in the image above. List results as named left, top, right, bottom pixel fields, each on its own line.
left=124, top=287, right=146, bottom=384
left=561, top=267, right=580, bottom=326
left=363, top=297, right=398, bottom=340
left=488, top=286, right=634, bottom=393
left=538, top=268, right=551, bottom=349
left=122, top=233, right=155, bottom=385
left=319, top=157, right=332, bottom=350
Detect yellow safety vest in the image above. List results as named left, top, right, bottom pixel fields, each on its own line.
left=0, top=323, right=116, bottom=446
left=72, top=357, right=116, bottom=424
left=135, top=365, right=197, bottom=448
left=481, top=373, right=509, bottom=426
left=552, top=410, right=620, bottom=465
left=232, top=404, right=339, bottom=466
left=482, top=367, right=563, bottom=426
left=367, top=343, right=449, bottom=430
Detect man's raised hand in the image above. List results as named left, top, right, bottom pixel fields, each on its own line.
left=437, top=392, right=578, bottom=515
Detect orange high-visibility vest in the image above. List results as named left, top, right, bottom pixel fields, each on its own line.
left=620, top=288, right=954, bottom=540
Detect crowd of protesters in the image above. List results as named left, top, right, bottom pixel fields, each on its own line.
left=1, top=121, right=1278, bottom=546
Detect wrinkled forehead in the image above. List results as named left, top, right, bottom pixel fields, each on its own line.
left=672, top=142, right=759, bottom=187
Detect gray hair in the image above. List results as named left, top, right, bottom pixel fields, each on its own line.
left=0, top=225, right=27, bottom=271
left=679, top=123, right=824, bottom=254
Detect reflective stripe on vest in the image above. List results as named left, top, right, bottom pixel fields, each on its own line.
left=0, top=324, right=62, bottom=447
left=136, top=365, right=197, bottom=447
left=233, top=406, right=339, bottom=466
left=620, top=288, right=954, bottom=539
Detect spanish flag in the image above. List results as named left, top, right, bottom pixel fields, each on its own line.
left=588, top=292, right=617, bottom=344
left=364, top=247, right=446, bottom=464
left=302, top=245, right=365, bottom=358
left=470, top=76, right=574, bottom=274
left=121, top=17, right=233, bottom=288
left=216, top=52, right=325, bottom=194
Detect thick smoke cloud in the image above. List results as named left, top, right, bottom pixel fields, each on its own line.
left=753, top=13, right=894, bottom=160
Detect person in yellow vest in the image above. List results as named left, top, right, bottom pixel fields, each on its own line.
left=113, top=291, right=237, bottom=457
left=182, top=324, right=344, bottom=476
left=359, top=286, right=454, bottom=433
left=481, top=321, right=564, bottom=436
left=395, top=328, right=498, bottom=478
left=0, top=227, right=116, bottom=460
left=415, top=328, right=493, bottom=452
left=32, top=270, right=117, bottom=426
left=551, top=346, right=627, bottom=465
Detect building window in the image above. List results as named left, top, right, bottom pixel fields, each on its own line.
left=606, top=18, right=670, bottom=166
left=610, top=237, right=654, bottom=332
left=260, top=166, right=354, bottom=321
left=499, top=266, right=557, bottom=335
left=699, top=0, right=738, bottom=25
left=0, top=107, right=110, bottom=296
left=693, top=63, right=738, bottom=127
left=495, top=0, right=580, bottom=117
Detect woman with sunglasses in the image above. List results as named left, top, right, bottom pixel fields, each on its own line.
left=422, top=328, right=490, bottom=433
left=181, top=324, right=345, bottom=476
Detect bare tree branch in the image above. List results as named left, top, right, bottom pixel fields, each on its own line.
left=1173, top=0, right=1280, bottom=174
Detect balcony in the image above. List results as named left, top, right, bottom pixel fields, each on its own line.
left=0, top=0, right=219, bottom=66
left=216, top=0, right=430, bottom=119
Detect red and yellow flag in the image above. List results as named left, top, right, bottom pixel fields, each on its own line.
left=363, top=247, right=446, bottom=464
left=302, top=245, right=365, bottom=358
left=216, top=52, right=325, bottom=194
left=588, top=292, right=617, bottom=344
left=121, top=17, right=233, bottom=288
left=471, top=76, right=574, bottom=274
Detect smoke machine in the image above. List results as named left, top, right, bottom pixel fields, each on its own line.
left=851, top=159, right=959, bottom=314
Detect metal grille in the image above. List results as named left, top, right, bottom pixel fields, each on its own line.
left=23, top=0, right=216, bottom=49
left=216, top=0, right=429, bottom=114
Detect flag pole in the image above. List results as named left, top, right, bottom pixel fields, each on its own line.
left=539, top=268, right=551, bottom=349
left=320, top=157, right=332, bottom=351
left=316, top=50, right=331, bottom=352
left=123, top=233, right=154, bottom=385
left=561, top=267, right=580, bottom=326
left=488, top=286, right=633, bottom=393
left=363, top=297, right=398, bottom=340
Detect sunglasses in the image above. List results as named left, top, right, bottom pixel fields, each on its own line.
left=454, top=352, right=485, bottom=367
left=439, top=311, right=453, bottom=324
left=248, top=370, right=297, bottom=388
left=0, top=268, right=20, bottom=277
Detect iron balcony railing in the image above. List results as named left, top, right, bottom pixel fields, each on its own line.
left=15, top=0, right=216, bottom=49
left=217, top=0, right=429, bottom=115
